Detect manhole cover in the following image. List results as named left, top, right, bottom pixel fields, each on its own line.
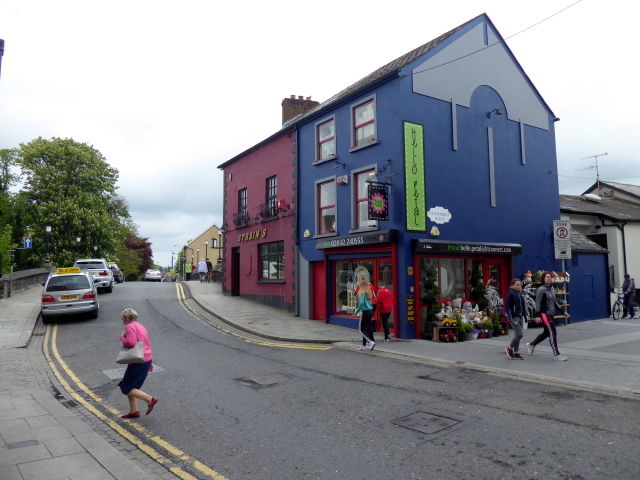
left=392, top=412, right=459, bottom=435
left=8, top=440, right=39, bottom=449
left=238, top=373, right=290, bottom=387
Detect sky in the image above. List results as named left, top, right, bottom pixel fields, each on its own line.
left=1, top=0, right=637, bottom=268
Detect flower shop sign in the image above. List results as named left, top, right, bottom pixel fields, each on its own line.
left=367, top=184, right=389, bottom=221
left=404, top=122, right=426, bottom=231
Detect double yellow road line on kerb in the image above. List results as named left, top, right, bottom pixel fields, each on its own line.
left=174, top=282, right=332, bottom=350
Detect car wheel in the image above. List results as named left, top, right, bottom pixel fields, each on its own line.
left=88, top=309, right=99, bottom=319
left=42, top=314, right=51, bottom=325
left=105, top=286, right=113, bottom=293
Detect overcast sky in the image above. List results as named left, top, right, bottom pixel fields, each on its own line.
left=1, top=0, right=637, bottom=268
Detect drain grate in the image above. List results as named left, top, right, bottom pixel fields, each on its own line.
left=237, top=373, right=290, bottom=388
left=392, top=412, right=459, bottom=435
left=61, top=399, right=78, bottom=409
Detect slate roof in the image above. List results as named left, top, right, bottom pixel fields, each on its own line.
left=560, top=194, right=640, bottom=222
left=570, top=229, right=608, bottom=254
left=582, top=181, right=640, bottom=202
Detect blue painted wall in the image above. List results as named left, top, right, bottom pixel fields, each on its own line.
left=296, top=14, right=564, bottom=337
left=566, top=254, right=610, bottom=322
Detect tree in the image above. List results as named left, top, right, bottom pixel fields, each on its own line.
left=14, top=137, right=124, bottom=267
left=0, top=149, right=18, bottom=232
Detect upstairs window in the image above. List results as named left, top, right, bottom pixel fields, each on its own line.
left=266, top=176, right=277, bottom=218
left=355, top=169, right=376, bottom=229
left=318, top=180, right=336, bottom=235
left=351, top=97, right=377, bottom=150
left=317, top=118, right=336, bottom=161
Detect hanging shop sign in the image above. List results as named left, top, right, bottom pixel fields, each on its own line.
left=404, top=122, right=426, bottom=231
left=427, top=206, right=451, bottom=224
left=316, top=229, right=397, bottom=250
left=367, top=184, right=389, bottom=221
left=413, top=239, right=522, bottom=255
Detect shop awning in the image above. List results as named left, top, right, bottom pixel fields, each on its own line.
left=412, top=239, right=522, bottom=255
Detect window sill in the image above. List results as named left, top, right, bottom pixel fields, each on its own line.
left=259, top=216, right=279, bottom=223
left=257, top=280, right=285, bottom=284
left=349, top=139, right=379, bottom=153
left=348, top=226, right=378, bottom=234
left=313, top=156, right=338, bottom=166
left=313, top=233, right=338, bottom=239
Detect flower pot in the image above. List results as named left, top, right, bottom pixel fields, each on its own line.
left=465, top=332, right=474, bottom=341
left=478, top=332, right=486, bottom=339
left=486, top=330, right=493, bottom=338
left=458, top=332, right=466, bottom=342
left=493, top=329, right=501, bottom=337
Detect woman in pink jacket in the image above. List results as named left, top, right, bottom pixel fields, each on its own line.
left=119, top=308, right=158, bottom=418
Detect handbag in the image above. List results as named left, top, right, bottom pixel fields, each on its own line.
left=116, top=324, right=145, bottom=364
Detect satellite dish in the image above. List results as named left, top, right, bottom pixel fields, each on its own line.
left=583, top=193, right=602, bottom=203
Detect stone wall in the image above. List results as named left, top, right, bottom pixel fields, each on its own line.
left=0, top=267, right=51, bottom=299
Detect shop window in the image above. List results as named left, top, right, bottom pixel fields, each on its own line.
left=315, top=117, right=336, bottom=162
left=317, top=179, right=336, bottom=235
left=355, top=169, right=377, bottom=230
left=335, top=260, right=374, bottom=315
left=259, top=241, right=284, bottom=280
left=440, top=258, right=465, bottom=300
left=350, top=96, right=377, bottom=151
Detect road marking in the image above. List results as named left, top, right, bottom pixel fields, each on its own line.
left=44, top=324, right=229, bottom=480
left=174, top=283, right=332, bottom=351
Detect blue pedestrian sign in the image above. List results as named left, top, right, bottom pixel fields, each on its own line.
left=24, top=237, right=32, bottom=249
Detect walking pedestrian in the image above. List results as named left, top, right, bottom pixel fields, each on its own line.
left=119, top=308, right=158, bottom=418
left=185, top=262, right=192, bottom=281
left=354, top=275, right=375, bottom=352
left=206, top=258, right=213, bottom=283
left=505, top=278, right=528, bottom=359
left=622, top=273, right=636, bottom=318
left=376, top=280, right=394, bottom=342
left=526, top=271, right=570, bottom=361
left=197, top=259, right=208, bottom=282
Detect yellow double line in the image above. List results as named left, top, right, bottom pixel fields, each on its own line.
left=43, top=324, right=229, bottom=480
left=174, top=283, right=332, bottom=351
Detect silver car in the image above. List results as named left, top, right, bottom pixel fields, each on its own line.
left=41, top=267, right=100, bottom=324
left=73, top=258, right=115, bottom=293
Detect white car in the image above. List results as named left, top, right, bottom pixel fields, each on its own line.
left=144, top=269, right=162, bottom=282
left=73, top=258, right=115, bottom=293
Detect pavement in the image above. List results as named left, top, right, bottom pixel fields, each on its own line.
left=2, top=281, right=640, bottom=479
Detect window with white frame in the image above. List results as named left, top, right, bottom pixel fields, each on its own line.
left=351, top=97, right=376, bottom=149
left=239, top=188, right=247, bottom=219
left=317, top=118, right=336, bottom=161
left=355, top=169, right=376, bottom=229
left=259, top=241, right=284, bottom=281
left=318, top=180, right=336, bottom=235
left=266, top=176, right=277, bottom=217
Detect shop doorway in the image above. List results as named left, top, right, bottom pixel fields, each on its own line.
left=231, top=247, right=240, bottom=296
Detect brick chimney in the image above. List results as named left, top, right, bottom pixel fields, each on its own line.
left=281, top=95, right=319, bottom=125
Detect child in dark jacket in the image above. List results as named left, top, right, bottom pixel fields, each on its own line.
left=505, top=278, right=528, bottom=359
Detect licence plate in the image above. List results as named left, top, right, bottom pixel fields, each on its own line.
left=59, top=295, right=78, bottom=301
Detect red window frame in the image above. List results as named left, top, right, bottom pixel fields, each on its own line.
left=353, top=100, right=375, bottom=147
left=317, top=118, right=336, bottom=160
left=318, top=180, right=336, bottom=235
left=355, top=169, right=375, bottom=229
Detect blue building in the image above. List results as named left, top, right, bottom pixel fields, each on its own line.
left=293, top=14, right=566, bottom=338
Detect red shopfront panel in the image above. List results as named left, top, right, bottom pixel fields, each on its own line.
left=312, top=261, right=327, bottom=321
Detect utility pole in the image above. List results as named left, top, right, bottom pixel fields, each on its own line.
left=576, top=152, right=608, bottom=194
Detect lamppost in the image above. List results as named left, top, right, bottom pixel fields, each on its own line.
left=93, top=245, right=97, bottom=257
left=45, top=225, right=52, bottom=263
left=196, top=249, right=200, bottom=264
left=76, top=237, right=81, bottom=255
left=204, top=240, right=208, bottom=262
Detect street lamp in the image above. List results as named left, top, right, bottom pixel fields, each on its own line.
left=45, top=225, right=52, bottom=263
left=93, top=245, right=97, bottom=257
left=204, top=240, right=208, bottom=262
left=196, top=249, right=200, bottom=263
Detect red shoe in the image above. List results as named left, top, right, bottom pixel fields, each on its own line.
left=146, top=397, right=158, bottom=415
left=121, top=412, right=140, bottom=418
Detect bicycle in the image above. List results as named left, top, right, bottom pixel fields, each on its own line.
left=611, top=292, right=640, bottom=320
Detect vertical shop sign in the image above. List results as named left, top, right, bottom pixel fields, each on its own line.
left=407, top=295, right=415, bottom=325
left=404, top=122, right=426, bottom=231
left=367, top=184, right=389, bottom=220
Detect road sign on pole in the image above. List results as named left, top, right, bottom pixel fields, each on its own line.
left=23, top=238, right=32, bottom=249
left=553, top=220, right=571, bottom=259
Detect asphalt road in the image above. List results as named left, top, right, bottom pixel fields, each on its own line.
left=46, top=282, right=640, bottom=480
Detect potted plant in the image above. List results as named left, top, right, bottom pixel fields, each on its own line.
left=460, top=322, right=473, bottom=341
left=491, top=310, right=501, bottom=337
left=471, top=328, right=479, bottom=340
left=483, top=319, right=494, bottom=338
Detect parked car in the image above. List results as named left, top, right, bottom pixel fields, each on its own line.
left=144, top=269, right=162, bottom=282
left=41, top=267, right=99, bottom=324
left=108, top=262, right=124, bottom=283
left=73, top=258, right=115, bottom=293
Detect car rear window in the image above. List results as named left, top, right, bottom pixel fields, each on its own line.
left=75, top=262, right=105, bottom=270
left=46, top=275, right=91, bottom=292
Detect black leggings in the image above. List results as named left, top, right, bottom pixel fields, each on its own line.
left=530, top=313, right=560, bottom=356
left=359, top=310, right=374, bottom=346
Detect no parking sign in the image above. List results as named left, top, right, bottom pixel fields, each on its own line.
left=553, top=220, right=571, bottom=259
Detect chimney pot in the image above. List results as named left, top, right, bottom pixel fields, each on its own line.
left=298, top=95, right=303, bottom=100
left=290, top=95, right=295, bottom=99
